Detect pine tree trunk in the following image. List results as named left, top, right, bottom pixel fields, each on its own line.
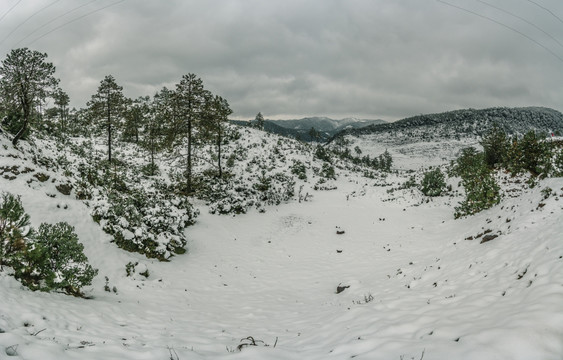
left=186, top=115, right=192, bottom=194
left=11, top=119, right=27, bottom=146
left=107, top=95, right=112, bottom=163
left=217, top=129, right=222, bottom=178
left=12, top=104, right=30, bottom=146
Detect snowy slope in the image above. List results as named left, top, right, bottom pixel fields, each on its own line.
left=0, top=128, right=562, bottom=360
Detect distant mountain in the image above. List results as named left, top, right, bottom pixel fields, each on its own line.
left=231, top=116, right=386, bottom=142
left=268, top=117, right=385, bottom=132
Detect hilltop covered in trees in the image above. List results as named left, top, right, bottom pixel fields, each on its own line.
left=335, top=107, right=563, bottom=142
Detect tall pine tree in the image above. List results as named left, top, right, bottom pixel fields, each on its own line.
left=200, top=94, right=232, bottom=177
left=175, top=74, right=206, bottom=194
left=87, top=75, right=126, bottom=163
left=0, top=48, right=59, bottom=145
left=123, top=96, right=150, bottom=143
left=53, top=88, right=70, bottom=136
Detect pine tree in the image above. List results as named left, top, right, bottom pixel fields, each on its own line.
left=175, top=74, right=206, bottom=194
left=480, top=124, right=509, bottom=168
left=140, top=95, right=166, bottom=176
left=123, top=96, right=150, bottom=143
left=53, top=88, right=70, bottom=136
left=379, top=150, right=393, bottom=172
left=153, top=87, right=179, bottom=148
left=0, top=48, right=59, bottom=145
left=87, top=75, right=126, bottom=163
left=308, top=127, right=320, bottom=142
left=509, top=131, right=552, bottom=177
left=255, top=112, right=265, bottom=130
left=452, top=147, right=500, bottom=218
left=205, top=95, right=232, bottom=177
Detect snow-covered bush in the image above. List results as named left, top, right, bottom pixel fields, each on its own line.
left=291, top=160, right=307, bottom=180
left=202, top=171, right=295, bottom=215
left=314, top=145, right=332, bottom=163
left=92, top=187, right=197, bottom=260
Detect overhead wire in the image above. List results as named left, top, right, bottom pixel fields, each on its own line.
left=0, top=0, right=22, bottom=24
left=0, top=0, right=63, bottom=46
left=26, top=0, right=126, bottom=47
left=436, top=0, right=563, bottom=63
left=476, top=0, right=563, bottom=50
left=526, top=0, right=563, bottom=25
left=14, top=0, right=100, bottom=47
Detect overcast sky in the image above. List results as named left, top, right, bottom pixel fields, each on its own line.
left=1, top=0, right=563, bottom=121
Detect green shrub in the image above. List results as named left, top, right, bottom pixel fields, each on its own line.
left=454, top=173, right=501, bottom=218
left=14, top=222, right=98, bottom=296
left=506, top=131, right=552, bottom=177
left=226, top=153, right=236, bottom=168
left=541, top=187, right=553, bottom=200
left=141, top=163, right=160, bottom=176
left=452, top=149, right=501, bottom=218
left=314, top=145, right=332, bottom=163
left=378, top=150, right=393, bottom=172
left=253, top=170, right=271, bottom=192
left=320, top=163, right=336, bottom=179
left=0, top=193, right=31, bottom=268
left=399, top=175, right=417, bottom=190
left=553, top=149, right=563, bottom=177
left=291, top=160, right=307, bottom=180
left=420, top=168, right=446, bottom=196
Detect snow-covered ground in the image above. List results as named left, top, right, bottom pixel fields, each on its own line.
left=347, top=133, right=481, bottom=170
left=0, top=129, right=562, bottom=360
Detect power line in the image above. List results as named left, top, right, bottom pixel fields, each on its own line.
left=0, top=0, right=22, bottom=24
left=0, top=0, right=63, bottom=46
left=14, top=0, right=100, bottom=47
left=26, top=0, right=126, bottom=47
left=436, top=0, right=563, bottom=63
left=526, top=0, right=563, bottom=25
left=476, top=0, right=563, bottom=49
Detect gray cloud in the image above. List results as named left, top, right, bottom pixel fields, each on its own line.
left=1, top=0, right=562, bottom=121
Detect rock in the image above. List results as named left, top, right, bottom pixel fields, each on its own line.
left=55, top=183, right=73, bottom=195
left=336, top=284, right=350, bottom=294
left=480, top=234, right=499, bottom=244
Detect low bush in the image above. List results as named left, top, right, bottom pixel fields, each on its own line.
left=14, top=222, right=98, bottom=296
left=290, top=160, right=307, bottom=180
left=92, top=187, right=197, bottom=260
left=420, top=168, right=446, bottom=196
left=0, top=192, right=97, bottom=296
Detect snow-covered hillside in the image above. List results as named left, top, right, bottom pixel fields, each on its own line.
left=0, top=126, right=562, bottom=360
left=334, top=107, right=563, bottom=170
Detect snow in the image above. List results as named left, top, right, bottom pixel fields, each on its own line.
left=0, top=129, right=562, bottom=359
